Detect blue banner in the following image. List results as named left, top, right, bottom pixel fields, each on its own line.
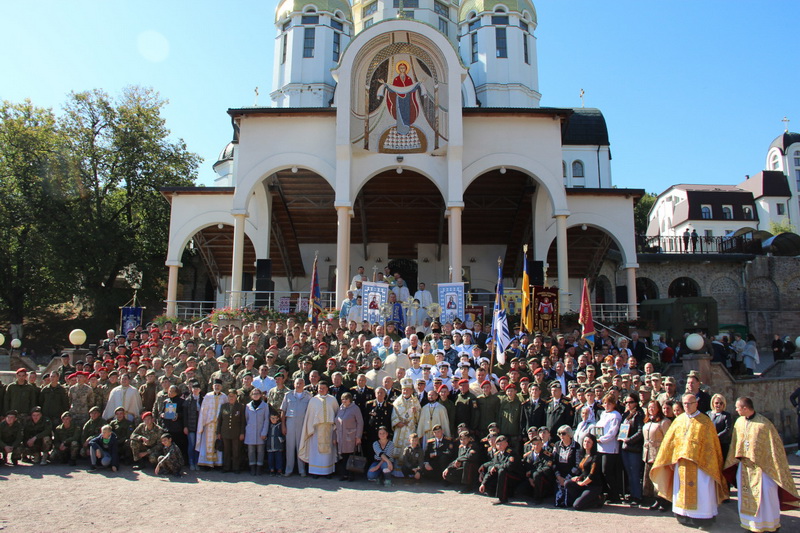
left=437, top=282, right=465, bottom=324
left=121, top=307, right=143, bottom=335
left=361, top=282, right=390, bottom=325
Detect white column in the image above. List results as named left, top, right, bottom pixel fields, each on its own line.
left=448, top=206, right=463, bottom=281
left=335, top=205, right=352, bottom=305
left=230, top=211, right=248, bottom=308
left=165, top=262, right=181, bottom=317
left=625, top=265, right=639, bottom=319
left=555, top=213, right=570, bottom=314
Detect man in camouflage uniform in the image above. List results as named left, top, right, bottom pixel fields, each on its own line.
left=69, top=371, right=94, bottom=428
left=109, top=406, right=134, bottom=464
left=154, top=433, right=184, bottom=477
left=51, top=411, right=81, bottom=465
left=267, top=371, right=289, bottom=414
left=209, top=358, right=236, bottom=394
left=22, top=407, right=52, bottom=465
left=197, top=347, right=220, bottom=385
left=0, top=410, right=23, bottom=465
left=58, top=353, right=76, bottom=384
left=81, top=407, right=105, bottom=458
left=237, top=372, right=256, bottom=406
left=130, top=411, right=164, bottom=468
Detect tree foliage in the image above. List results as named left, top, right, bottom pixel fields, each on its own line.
left=634, top=192, right=657, bottom=234
left=0, top=101, right=73, bottom=323
left=768, top=217, right=796, bottom=235
left=0, top=87, right=200, bottom=327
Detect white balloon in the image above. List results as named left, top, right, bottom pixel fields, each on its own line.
left=686, top=333, right=704, bottom=352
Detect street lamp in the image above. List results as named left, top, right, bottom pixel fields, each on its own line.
left=69, top=329, right=87, bottom=348
left=686, top=333, right=704, bottom=352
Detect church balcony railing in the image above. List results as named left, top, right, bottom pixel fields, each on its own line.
left=226, top=290, right=338, bottom=314
left=636, top=234, right=763, bottom=255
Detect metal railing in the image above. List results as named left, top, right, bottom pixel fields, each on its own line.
left=592, top=303, right=637, bottom=324
left=637, top=234, right=763, bottom=255
left=167, top=294, right=639, bottom=323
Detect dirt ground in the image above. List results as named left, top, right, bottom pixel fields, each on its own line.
left=1, top=458, right=800, bottom=533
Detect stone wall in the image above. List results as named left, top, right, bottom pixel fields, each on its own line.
left=663, top=359, right=800, bottom=446
left=636, top=255, right=800, bottom=347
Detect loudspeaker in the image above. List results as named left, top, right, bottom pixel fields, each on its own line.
left=255, top=279, right=275, bottom=292
left=530, top=260, right=544, bottom=286
left=256, top=259, right=272, bottom=281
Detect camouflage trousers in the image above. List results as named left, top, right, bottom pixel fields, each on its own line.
left=50, top=442, right=80, bottom=463
left=130, top=440, right=164, bottom=464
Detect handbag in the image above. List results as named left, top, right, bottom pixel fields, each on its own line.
left=215, top=438, right=224, bottom=451
left=346, top=444, right=368, bottom=474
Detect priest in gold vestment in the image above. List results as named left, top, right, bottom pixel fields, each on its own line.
left=650, top=393, right=728, bottom=527
left=724, top=397, right=800, bottom=532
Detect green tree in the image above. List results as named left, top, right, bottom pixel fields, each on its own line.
left=768, top=217, right=796, bottom=235
left=634, top=192, right=657, bottom=234
left=0, top=100, right=71, bottom=330
left=55, top=87, right=201, bottom=320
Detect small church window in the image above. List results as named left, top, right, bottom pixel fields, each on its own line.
left=743, top=206, right=754, bottom=220
left=393, top=0, right=419, bottom=7
left=332, top=30, right=341, bottom=62
left=701, top=205, right=712, bottom=219
left=771, top=153, right=780, bottom=170
left=572, top=160, right=584, bottom=178
left=495, top=28, right=507, bottom=58
left=434, top=1, right=449, bottom=18
left=522, top=32, right=529, bottom=64
left=562, top=161, right=567, bottom=178
left=303, top=27, right=315, bottom=57
left=362, top=2, right=377, bottom=17
left=364, top=18, right=374, bottom=28
left=471, top=31, right=478, bottom=63
left=439, top=17, right=449, bottom=36
left=491, top=15, right=509, bottom=25
left=794, top=150, right=800, bottom=167
left=301, top=15, right=319, bottom=24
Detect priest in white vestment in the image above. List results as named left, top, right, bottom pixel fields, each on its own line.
left=196, top=380, right=226, bottom=467
left=298, top=382, right=339, bottom=476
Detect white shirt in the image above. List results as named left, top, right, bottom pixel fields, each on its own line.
left=253, top=375, right=277, bottom=393
left=393, top=285, right=410, bottom=303
left=596, top=410, right=622, bottom=454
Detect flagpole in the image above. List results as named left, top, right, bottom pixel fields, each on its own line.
left=490, top=256, right=501, bottom=370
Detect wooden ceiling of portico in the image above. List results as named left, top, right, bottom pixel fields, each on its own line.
left=192, top=168, right=617, bottom=284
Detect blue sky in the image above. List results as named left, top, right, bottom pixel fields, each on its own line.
left=2, top=1, right=798, bottom=193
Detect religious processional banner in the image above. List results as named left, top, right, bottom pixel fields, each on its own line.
left=361, top=281, right=390, bottom=325
left=120, top=307, right=143, bottom=335
left=532, top=286, right=559, bottom=333
left=438, top=282, right=466, bottom=324
left=465, top=306, right=485, bottom=329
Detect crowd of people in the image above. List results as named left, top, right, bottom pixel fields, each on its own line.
left=1, top=310, right=799, bottom=531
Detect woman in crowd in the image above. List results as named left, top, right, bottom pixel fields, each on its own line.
left=367, top=426, right=395, bottom=486
left=574, top=405, right=596, bottom=447
left=158, top=385, right=186, bottom=457
left=335, top=392, right=364, bottom=482
left=552, top=424, right=582, bottom=507
left=707, top=393, right=732, bottom=458
left=742, top=334, right=760, bottom=375
left=619, top=392, right=645, bottom=506
left=565, top=434, right=604, bottom=510
left=595, top=392, right=622, bottom=503
left=642, top=400, right=671, bottom=511
left=244, top=387, right=270, bottom=475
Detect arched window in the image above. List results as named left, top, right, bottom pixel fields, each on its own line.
left=794, top=150, right=800, bottom=167
left=668, top=277, right=701, bottom=298
left=701, top=205, right=712, bottom=219
left=771, top=153, right=780, bottom=170
left=721, top=206, right=733, bottom=220
left=562, top=161, right=567, bottom=178
left=572, top=160, right=584, bottom=178
left=743, top=206, right=754, bottom=220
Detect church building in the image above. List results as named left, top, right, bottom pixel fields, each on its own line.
left=162, top=0, right=643, bottom=319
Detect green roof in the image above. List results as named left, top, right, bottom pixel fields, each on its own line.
left=276, top=0, right=353, bottom=22
left=459, top=0, right=537, bottom=23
